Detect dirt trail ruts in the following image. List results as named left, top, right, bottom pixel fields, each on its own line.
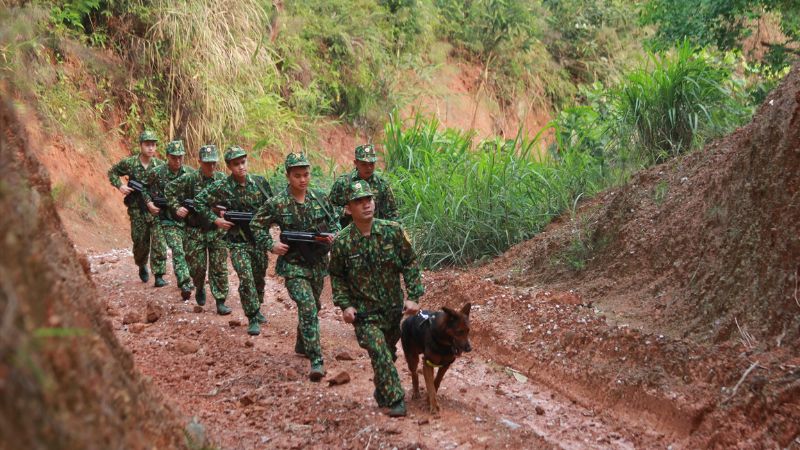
left=90, top=250, right=666, bottom=449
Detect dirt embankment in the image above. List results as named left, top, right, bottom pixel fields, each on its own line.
left=423, top=63, right=800, bottom=448
left=0, top=99, right=185, bottom=449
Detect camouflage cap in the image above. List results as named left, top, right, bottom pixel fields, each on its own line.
left=354, top=144, right=378, bottom=163
left=199, top=144, right=219, bottom=162
left=224, top=146, right=247, bottom=162
left=284, top=151, right=311, bottom=170
left=347, top=180, right=373, bottom=202
left=138, top=130, right=158, bottom=143
left=165, top=140, right=186, bottom=156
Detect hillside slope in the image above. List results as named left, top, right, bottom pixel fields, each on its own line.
left=0, top=99, right=185, bottom=449
left=495, top=62, right=800, bottom=347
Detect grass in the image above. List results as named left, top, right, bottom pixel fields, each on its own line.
left=384, top=112, right=607, bottom=268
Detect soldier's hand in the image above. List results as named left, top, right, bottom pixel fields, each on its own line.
left=343, top=307, right=357, bottom=324
left=403, top=300, right=420, bottom=316
left=214, top=217, right=234, bottom=230
left=146, top=202, right=160, bottom=215
left=119, top=185, right=133, bottom=195
left=176, top=207, right=189, bottom=218
left=322, top=234, right=335, bottom=245
left=271, top=241, right=289, bottom=255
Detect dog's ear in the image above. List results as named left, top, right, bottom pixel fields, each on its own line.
left=442, top=306, right=459, bottom=321
left=460, top=302, right=471, bottom=318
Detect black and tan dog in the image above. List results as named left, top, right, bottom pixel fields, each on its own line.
left=401, top=303, right=472, bottom=414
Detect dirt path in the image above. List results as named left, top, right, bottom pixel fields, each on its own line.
left=89, top=249, right=666, bottom=449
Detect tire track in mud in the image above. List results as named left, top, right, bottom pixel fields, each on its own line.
left=92, top=250, right=662, bottom=449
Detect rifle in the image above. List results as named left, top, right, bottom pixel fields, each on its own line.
left=279, top=231, right=334, bottom=265
left=123, top=179, right=146, bottom=211
left=218, top=208, right=256, bottom=242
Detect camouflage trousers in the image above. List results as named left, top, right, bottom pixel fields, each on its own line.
left=229, top=243, right=268, bottom=318
left=161, top=224, right=193, bottom=291
left=184, top=226, right=229, bottom=301
left=354, top=312, right=404, bottom=407
left=129, top=208, right=166, bottom=275
left=285, top=276, right=324, bottom=366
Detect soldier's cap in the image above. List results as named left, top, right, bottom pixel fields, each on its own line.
left=138, top=130, right=158, bottom=143
left=165, top=140, right=186, bottom=156
left=199, top=144, right=219, bottom=162
left=354, top=144, right=378, bottom=163
left=347, top=180, right=373, bottom=202
left=284, top=151, right=311, bottom=170
left=224, top=146, right=247, bottom=162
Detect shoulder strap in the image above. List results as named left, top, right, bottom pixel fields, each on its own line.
left=308, top=188, right=335, bottom=223
left=253, top=175, right=271, bottom=200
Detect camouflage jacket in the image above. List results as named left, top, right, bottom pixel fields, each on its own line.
left=329, top=169, right=398, bottom=222
left=108, top=155, right=164, bottom=213
left=143, top=164, right=195, bottom=225
left=329, top=219, right=423, bottom=313
left=194, top=174, right=273, bottom=244
left=251, top=187, right=340, bottom=278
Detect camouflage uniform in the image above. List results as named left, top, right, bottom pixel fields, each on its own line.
left=329, top=182, right=423, bottom=408
left=165, top=146, right=229, bottom=306
left=107, top=133, right=167, bottom=276
left=143, top=140, right=195, bottom=292
left=329, top=144, right=398, bottom=226
left=194, top=147, right=272, bottom=322
left=251, top=152, right=340, bottom=369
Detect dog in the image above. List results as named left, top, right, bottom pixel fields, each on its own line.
left=401, top=303, right=472, bottom=414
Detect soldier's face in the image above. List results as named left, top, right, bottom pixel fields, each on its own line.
left=167, top=154, right=183, bottom=171
left=354, top=160, right=375, bottom=179
left=199, top=161, right=216, bottom=176
left=140, top=141, right=157, bottom=158
left=347, top=196, right=374, bottom=221
left=227, top=156, right=248, bottom=181
left=287, top=166, right=310, bottom=191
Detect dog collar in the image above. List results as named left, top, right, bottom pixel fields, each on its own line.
left=424, top=358, right=443, bottom=368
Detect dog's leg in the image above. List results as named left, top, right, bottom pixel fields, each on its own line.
left=423, top=363, right=440, bottom=415
left=406, top=353, right=421, bottom=399
left=433, top=364, right=450, bottom=392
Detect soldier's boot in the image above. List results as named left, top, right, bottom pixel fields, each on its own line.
left=256, top=311, right=267, bottom=324
left=138, top=266, right=149, bottom=283
left=180, top=288, right=192, bottom=301
left=294, top=337, right=307, bottom=357
left=154, top=275, right=167, bottom=288
left=309, top=363, right=325, bottom=382
left=215, top=299, right=231, bottom=315
left=247, top=316, right=261, bottom=336
left=387, top=400, right=407, bottom=417
left=195, top=288, right=206, bottom=306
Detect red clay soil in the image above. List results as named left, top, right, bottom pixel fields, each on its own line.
left=0, top=99, right=184, bottom=449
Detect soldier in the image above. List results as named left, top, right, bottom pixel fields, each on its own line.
left=329, top=144, right=399, bottom=227
left=329, top=181, right=423, bottom=417
left=195, top=146, right=273, bottom=334
left=251, top=152, right=340, bottom=382
left=166, top=145, right=231, bottom=313
left=143, top=140, right=195, bottom=299
left=108, top=130, right=168, bottom=285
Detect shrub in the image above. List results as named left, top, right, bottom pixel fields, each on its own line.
left=384, top=113, right=605, bottom=267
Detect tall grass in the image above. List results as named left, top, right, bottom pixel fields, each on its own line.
left=384, top=113, right=605, bottom=267
left=132, top=0, right=305, bottom=154
left=610, top=41, right=751, bottom=164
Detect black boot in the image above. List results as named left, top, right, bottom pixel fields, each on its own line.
left=138, top=266, right=149, bottom=283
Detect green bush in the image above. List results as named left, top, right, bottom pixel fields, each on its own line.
left=384, top=113, right=606, bottom=267
left=609, top=41, right=752, bottom=164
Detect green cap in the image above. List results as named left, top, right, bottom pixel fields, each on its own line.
left=199, top=144, right=219, bottom=162
left=284, top=152, right=311, bottom=170
left=224, top=146, right=247, bottom=162
left=355, top=144, right=378, bottom=163
left=165, top=140, right=186, bottom=156
left=139, top=130, right=158, bottom=143
left=347, top=180, right=373, bottom=202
